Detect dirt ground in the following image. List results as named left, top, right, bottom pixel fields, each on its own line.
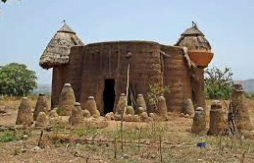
left=0, top=97, right=254, bottom=163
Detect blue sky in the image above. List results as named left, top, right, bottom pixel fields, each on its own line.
left=0, top=0, right=253, bottom=84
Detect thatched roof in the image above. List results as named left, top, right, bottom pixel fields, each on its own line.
left=39, top=23, right=84, bottom=69
left=175, top=22, right=211, bottom=51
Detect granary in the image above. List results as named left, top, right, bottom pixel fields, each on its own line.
left=39, top=22, right=214, bottom=115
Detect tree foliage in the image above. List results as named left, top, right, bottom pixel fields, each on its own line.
left=204, top=67, right=233, bottom=100
left=0, top=63, right=37, bottom=96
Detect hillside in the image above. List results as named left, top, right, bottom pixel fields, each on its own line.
left=33, top=84, right=51, bottom=95
left=240, top=79, right=254, bottom=94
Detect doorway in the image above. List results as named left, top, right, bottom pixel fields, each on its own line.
left=103, top=79, right=115, bottom=115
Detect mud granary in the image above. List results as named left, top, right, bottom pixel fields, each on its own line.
left=39, top=22, right=213, bottom=115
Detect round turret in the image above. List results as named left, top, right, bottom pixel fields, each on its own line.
left=39, top=22, right=84, bottom=69
left=175, top=22, right=213, bottom=68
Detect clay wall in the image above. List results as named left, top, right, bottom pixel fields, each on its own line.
left=79, top=41, right=163, bottom=114
left=161, top=45, right=192, bottom=112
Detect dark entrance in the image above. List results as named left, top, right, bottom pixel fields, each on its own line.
left=103, top=79, right=115, bottom=115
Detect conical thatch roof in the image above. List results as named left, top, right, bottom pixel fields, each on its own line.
left=39, top=23, right=84, bottom=69
left=175, top=22, right=211, bottom=51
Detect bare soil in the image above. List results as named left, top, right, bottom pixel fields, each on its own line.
left=0, top=97, right=254, bottom=163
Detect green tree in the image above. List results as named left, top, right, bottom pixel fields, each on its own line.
left=205, top=67, right=233, bottom=100
left=0, top=63, right=37, bottom=96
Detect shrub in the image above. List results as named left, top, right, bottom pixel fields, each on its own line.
left=205, top=67, right=233, bottom=100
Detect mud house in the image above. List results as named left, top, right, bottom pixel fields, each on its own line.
left=39, top=22, right=213, bottom=115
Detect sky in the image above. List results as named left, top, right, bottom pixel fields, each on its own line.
left=0, top=0, right=254, bottom=84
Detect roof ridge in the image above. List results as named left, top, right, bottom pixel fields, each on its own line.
left=57, top=22, right=76, bottom=34
left=181, top=22, right=204, bottom=36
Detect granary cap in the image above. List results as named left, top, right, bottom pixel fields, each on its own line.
left=39, top=22, right=84, bottom=69
left=175, top=22, right=211, bottom=52
left=175, top=22, right=213, bottom=68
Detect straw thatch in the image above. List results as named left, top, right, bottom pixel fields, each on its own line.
left=208, top=100, right=228, bottom=135
left=35, top=112, right=49, bottom=128
left=58, top=83, right=76, bottom=116
left=230, top=84, right=252, bottom=131
left=191, top=107, right=206, bottom=134
left=39, top=23, right=84, bottom=69
left=175, top=22, right=211, bottom=51
left=69, top=102, right=84, bottom=126
left=84, top=96, right=100, bottom=116
left=34, top=93, right=49, bottom=120
left=16, top=97, right=33, bottom=126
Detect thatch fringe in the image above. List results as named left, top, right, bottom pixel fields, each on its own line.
left=39, top=23, right=84, bottom=69
left=175, top=22, right=211, bottom=51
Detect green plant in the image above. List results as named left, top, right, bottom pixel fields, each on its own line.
left=0, top=130, right=21, bottom=142
left=205, top=67, right=233, bottom=100
left=147, top=83, right=170, bottom=110
left=0, top=63, right=37, bottom=96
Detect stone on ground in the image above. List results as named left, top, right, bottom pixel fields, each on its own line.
left=191, top=107, right=206, bottom=134
left=183, top=98, right=194, bottom=116
left=126, top=106, right=135, bottom=115
left=115, top=93, right=127, bottom=115
left=208, top=100, right=228, bottom=135
left=140, top=112, right=149, bottom=122
left=34, top=93, right=49, bottom=120
left=35, top=112, right=49, bottom=128
left=69, top=102, right=84, bottom=126
left=58, top=83, right=76, bottom=116
left=133, top=115, right=141, bottom=122
left=16, top=97, right=33, bottom=126
left=84, top=96, right=100, bottom=117
left=230, top=83, right=252, bottom=131
left=157, top=96, right=167, bottom=115
left=82, top=109, right=91, bottom=118
left=124, top=114, right=133, bottom=122
left=49, top=108, right=58, bottom=118
left=136, top=94, right=147, bottom=112
left=137, top=107, right=145, bottom=115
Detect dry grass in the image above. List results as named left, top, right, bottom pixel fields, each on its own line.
left=0, top=97, right=254, bottom=162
